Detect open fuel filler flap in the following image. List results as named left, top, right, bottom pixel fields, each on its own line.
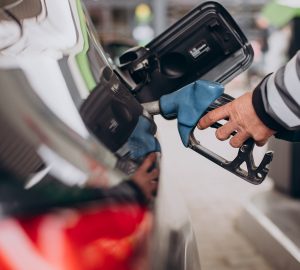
left=118, top=1, right=253, bottom=102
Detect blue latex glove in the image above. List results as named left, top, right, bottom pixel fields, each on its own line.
left=160, top=80, right=224, bottom=146
left=127, top=115, right=161, bottom=160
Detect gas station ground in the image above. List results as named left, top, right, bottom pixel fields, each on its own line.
left=155, top=79, right=275, bottom=270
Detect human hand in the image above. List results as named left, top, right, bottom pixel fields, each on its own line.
left=131, top=152, right=159, bottom=201
left=197, top=92, right=276, bottom=147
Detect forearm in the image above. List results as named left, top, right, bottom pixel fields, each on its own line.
left=252, top=51, right=300, bottom=132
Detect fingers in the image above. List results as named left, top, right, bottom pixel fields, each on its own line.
left=147, top=180, right=159, bottom=200
left=131, top=152, right=160, bottom=201
left=148, top=168, right=159, bottom=180
left=139, top=152, right=157, bottom=171
left=198, top=104, right=229, bottom=129
left=229, top=132, right=268, bottom=148
left=199, top=107, right=250, bottom=148
left=229, top=131, right=250, bottom=148
left=216, top=123, right=250, bottom=148
left=255, top=139, right=268, bottom=147
left=216, top=127, right=268, bottom=148
left=135, top=169, right=159, bottom=201
left=215, top=122, right=236, bottom=141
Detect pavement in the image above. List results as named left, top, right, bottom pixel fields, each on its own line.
left=155, top=107, right=275, bottom=270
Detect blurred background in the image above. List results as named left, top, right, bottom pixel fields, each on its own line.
left=83, top=1, right=300, bottom=270
left=0, top=0, right=299, bottom=269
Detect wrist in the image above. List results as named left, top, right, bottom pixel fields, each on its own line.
left=252, top=75, right=286, bottom=133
